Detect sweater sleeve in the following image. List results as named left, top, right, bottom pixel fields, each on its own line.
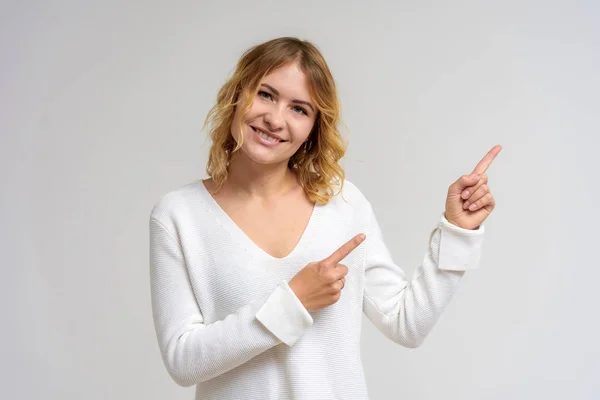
left=149, top=218, right=313, bottom=387
left=362, top=203, right=485, bottom=348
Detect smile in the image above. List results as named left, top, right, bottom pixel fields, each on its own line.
left=250, top=126, right=286, bottom=144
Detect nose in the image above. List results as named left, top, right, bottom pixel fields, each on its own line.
left=263, top=106, right=284, bottom=131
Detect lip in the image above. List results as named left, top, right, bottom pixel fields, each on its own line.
left=250, top=125, right=286, bottom=146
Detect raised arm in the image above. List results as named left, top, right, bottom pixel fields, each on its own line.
left=362, top=145, right=499, bottom=347
left=362, top=204, right=484, bottom=348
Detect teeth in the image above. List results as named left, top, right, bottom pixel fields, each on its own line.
left=257, top=130, right=279, bottom=143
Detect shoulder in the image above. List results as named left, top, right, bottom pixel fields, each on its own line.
left=149, top=179, right=205, bottom=229
left=327, top=178, right=373, bottom=214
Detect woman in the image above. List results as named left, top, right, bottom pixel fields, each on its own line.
left=149, top=37, right=501, bottom=399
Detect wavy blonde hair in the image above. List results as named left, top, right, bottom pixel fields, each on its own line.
left=203, top=37, right=346, bottom=205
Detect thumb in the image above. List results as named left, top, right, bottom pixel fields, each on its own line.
left=452, top=174, right=480, bottom=193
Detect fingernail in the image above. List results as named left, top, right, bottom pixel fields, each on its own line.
left=462, top=190, right=470, bottom=199
left=469, top=204, right=477, bottom=210
left=359, top=233, right=366, bottom=241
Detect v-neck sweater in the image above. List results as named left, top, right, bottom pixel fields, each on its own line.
left=149, top=179, right=485, bottom=400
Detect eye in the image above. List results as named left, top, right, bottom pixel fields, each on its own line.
left=257, top=91, right=273, bottom=101
left=292, top=105, right=308, bottom=115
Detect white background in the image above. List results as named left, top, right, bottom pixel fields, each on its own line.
left=2, top=0, right=598, bottom=398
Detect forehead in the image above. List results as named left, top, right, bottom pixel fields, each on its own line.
left=261, top=62, right=312, bottom=99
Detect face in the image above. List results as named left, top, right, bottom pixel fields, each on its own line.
left=230, top=61, right=317, bottom=166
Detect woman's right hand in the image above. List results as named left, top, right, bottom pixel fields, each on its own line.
left=288, top=233, right=366, bottom=312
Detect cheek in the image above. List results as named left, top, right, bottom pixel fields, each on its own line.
left=244, top=99, right=266, bottom=121
left=231, top=101, right=260, bottom=139
left=290, top=118, right=315, bottom=141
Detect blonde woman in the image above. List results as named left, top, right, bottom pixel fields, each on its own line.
left=149, top=37, right=501, bottom=399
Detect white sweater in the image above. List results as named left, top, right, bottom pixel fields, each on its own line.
left=149, top=179, right=485, bottom=400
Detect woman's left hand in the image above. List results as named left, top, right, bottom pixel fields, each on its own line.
left=445, top=145, right=502, bottom=230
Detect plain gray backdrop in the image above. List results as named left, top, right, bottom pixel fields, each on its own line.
left=2, top=0, right=599, bottom=399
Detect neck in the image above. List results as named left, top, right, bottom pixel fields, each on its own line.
left=224, top=151, right=297, bottom=198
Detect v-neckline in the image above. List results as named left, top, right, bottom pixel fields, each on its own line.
left=198, top=179, right=319, bottom=261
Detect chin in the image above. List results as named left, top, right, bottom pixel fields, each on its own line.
left=239, top=146, right=290, bottom=166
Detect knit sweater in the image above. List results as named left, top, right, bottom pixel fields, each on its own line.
left=149, top=179, right=485, bottom=400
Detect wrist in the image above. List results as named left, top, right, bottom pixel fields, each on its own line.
left=287, top=280, right=307, bottom=308
left=444, top=214, right=479, bottom=230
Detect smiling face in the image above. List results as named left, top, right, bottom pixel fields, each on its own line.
left=230, top=61, right=318, bottom=167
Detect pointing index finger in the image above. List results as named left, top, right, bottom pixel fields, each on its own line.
left=472, top=144, right=503, bottom=174
left=321, top=234, right=366, bottom=266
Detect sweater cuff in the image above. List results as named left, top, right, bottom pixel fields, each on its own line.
left=255, top=280, right=314, bottom=347
left=437, top=213, right=485, bottom=271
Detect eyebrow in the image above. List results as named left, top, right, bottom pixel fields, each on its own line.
left=260, top=83, right=315, bottom=112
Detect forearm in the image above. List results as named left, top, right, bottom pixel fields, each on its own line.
left=153, top=294, right=279, bottom=386
left=363, top=212, right=484, bottom=348
left=152, top=279, right=312, bottom=387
